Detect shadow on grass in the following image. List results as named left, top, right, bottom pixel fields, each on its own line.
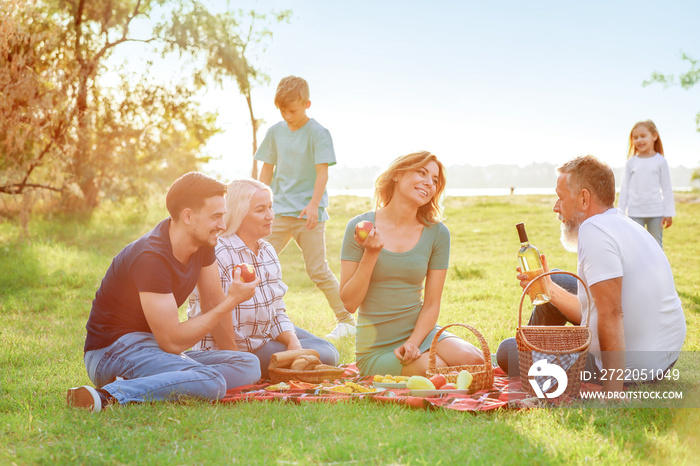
left=557, top=406, right=689, bottom=462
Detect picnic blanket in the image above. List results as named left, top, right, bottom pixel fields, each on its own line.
left=219, top=364, right=603, bottom=412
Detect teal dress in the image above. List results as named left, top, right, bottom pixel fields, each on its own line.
left=340, top=212, right=452, bottom=376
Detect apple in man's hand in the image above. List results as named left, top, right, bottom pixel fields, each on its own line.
left=235, top=263, right=256, bottom=283
left=355, top=221, right=373, bottom=242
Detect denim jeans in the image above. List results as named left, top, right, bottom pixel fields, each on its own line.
left=266, top=217, right=353, bottom=324
left=630, top=216, right=663, bottom=248
left=252, top=326, right=339, bottom=379
left=84, top=332, right=261, bottom=405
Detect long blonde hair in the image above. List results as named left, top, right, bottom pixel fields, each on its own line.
left=222, top=179, right=272, bottom=237
left=627, top=120, right=664, bottom=158
left=374, top=151, right=446, bottom=225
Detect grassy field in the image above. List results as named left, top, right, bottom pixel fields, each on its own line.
left=1, top=193, right=699, bottom=464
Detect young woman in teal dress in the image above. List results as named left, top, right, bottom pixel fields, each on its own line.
left=339, top=151, right=484, bottom=376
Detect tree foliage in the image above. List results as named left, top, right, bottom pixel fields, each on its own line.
left=155, top=6, right=291, bottom=178
left=0, top=0, right=72, bottom=197
left=1, top=0, right=280, bottom=217
left=644, top=52, right=700, bottom=180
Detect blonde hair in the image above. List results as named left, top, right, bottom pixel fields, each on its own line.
left=274, top=76, right=310, bottom=108
left=374, top=151, right=446, bottom=226
left=222, top=179, right=272, bottom=238
left=627, top=120, right=664, bottom=158
left=557, top=155, right=615, bottom=208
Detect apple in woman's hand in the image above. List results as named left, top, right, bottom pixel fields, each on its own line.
left=355, top=221, right=373, bottom=241
left=235, top=263, right=256, bottom=283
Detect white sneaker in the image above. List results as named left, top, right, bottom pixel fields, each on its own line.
left=325, top=322, right=356, bottom=340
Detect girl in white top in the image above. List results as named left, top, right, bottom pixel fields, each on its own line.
left=618, top=119, right=675, bottom=248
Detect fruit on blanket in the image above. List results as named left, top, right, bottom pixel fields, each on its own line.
left=429, top=374, right=447, bottom=389
left=456, top=370, right=473, bottom=390
left=442, top=383, right=456, bottom=390
left=355, top=221, right=373, bottom=241
left=406, top=375, right=435, bottom=390
left=373, top=374, right=408, bottom=384
left=235, top=263, right=256, bottom=283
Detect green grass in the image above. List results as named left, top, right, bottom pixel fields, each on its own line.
left=1, top=194, right=699, bottom=464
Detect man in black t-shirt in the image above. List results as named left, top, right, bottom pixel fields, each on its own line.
left=67, top=172, right=262, bottom=412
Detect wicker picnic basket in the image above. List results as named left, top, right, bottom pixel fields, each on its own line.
left=425, top=323, right=494, bottom=394
left=268, top=366, right=345, bottom=384
left=516, top=270, right=592, bottom=399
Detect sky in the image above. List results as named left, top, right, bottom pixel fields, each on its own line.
left=117, top=1, right=700, bottom=182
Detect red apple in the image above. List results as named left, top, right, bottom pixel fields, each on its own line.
left=235, top=263, right=256, bottom=283
left=355, top=221, right=373, bottom=242
left=442, top=383, right=456, bottom=390
left=429, top=374, right=447, bottom=389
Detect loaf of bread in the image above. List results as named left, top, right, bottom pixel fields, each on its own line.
left=269, top=349, right=321, bottom=369
left=289, top=354, right=322, bottom=371
left=314, top=364, right=339, bottom=371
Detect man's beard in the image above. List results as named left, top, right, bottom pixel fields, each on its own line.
left=558, top=210, right=585, bottom=253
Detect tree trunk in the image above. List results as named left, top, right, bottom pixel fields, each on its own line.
left=71, top=0, right=100, bottom=215
left=246, top=92, right=259, bottom=179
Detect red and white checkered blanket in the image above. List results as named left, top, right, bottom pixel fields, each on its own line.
left=219, top=364, right=603, bottom=412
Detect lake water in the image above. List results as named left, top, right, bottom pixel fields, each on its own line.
left=329, top=186, right=695, bottom=199
left=329, top=187, right=556, bottom=198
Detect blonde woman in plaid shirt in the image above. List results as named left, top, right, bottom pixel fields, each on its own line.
left=188, top=179, right=339, bottom=379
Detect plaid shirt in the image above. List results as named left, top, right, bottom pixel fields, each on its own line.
left=187, top=234, right=294, bottom=352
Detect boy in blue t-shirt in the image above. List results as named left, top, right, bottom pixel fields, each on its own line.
left=255, top=76, right=355, bottom=340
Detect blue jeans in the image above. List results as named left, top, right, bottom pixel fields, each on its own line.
left=84, top=332, right=261, bottom=405
left=253, top=326, right=339, bottom=379
left=496, top=272, right=601, bottom=381
left=630, top=216, right=663, bottom=248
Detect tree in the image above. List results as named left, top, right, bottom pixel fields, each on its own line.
left=0, top=0, right=72, bottom=198
left=156, top=6, right=291, bottom=179
left=644, top=52, right=700, bottom=181
left=235, top=10, right=291, bottom=179
left=1, top=0, right=272, bottom=217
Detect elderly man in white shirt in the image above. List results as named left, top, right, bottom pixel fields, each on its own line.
left=497, top=155, right=685, bottom=395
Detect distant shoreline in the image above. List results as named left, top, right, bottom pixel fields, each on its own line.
left=329, top=187, right=697, bottom=199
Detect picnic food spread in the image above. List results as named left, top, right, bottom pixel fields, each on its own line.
left=405, top=370, right=473, bottom=391
left=264, top=380, right=380, bottom=394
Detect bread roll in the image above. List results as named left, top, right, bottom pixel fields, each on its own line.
left=314, top=364, right=339, bottom=371
left=290, top=357, right=309, bottom=370
left=269, top=349, right=321, bottom=369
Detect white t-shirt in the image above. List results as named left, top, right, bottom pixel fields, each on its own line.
left=577, top=208, right=685, bottom=372
left=618, top=153, right=675, bottom=217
